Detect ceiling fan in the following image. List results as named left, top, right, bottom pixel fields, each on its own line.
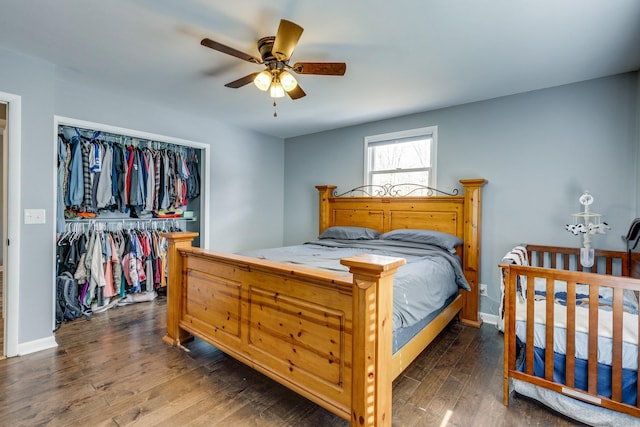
left=200, top=19, right=346, bottom=104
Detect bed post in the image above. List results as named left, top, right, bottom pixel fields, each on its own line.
left=316, top=185, right=337, bottom=235
left=459, top=178, right=487, bottom=328
left=341, top=254, right=406, bottom=427
left=161, top=232, right=199, bottom=347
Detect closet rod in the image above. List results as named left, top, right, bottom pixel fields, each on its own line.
left=59, top=124, right=193, bottom=151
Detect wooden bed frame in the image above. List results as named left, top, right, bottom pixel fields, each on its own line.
left=501, top=244, right=640, bottom=419
left=162, top=178, right=486, bottom=426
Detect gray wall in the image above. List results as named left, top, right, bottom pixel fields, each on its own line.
left=284, top=72, right=639, bottom=315
left=0, top=49, right=57, bottom=345
left=0, top=48, right=285, bottom=347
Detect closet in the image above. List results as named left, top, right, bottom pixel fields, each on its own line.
left=54, top=116, right=208, bottom=328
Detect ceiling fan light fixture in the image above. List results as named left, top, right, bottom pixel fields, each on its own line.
left=270, top=80, right=285, bottom=98
left=253, top=70, right=272, bottom=91
left=202, top=18, right=346, bottom=107
left=279, top=71, right=297, bottom=92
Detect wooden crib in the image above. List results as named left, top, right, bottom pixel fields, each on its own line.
left=501, top=245, right=640, bottom=422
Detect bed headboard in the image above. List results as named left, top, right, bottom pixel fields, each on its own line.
left=316, top=178, right=487, bottom=327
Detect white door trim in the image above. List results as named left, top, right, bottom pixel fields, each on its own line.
left=0, top=91, right=22, bottom=357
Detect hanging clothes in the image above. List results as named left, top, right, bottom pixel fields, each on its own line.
left=113, top=144, right=127, bottom=212
left=57, top=135, right=68, bottom=234
left=59, top=125, right=200, bottom=219
left=95, top=143, right=113, bottom=209
left=55, top=221, right=172, bottom=318
left=65, top=135, right=84, bottom=209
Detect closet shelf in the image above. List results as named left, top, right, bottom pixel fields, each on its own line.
left=64, top=217, right=197, bottom=223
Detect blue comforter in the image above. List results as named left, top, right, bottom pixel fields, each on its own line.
left=240, top=239, right=470, bottom=331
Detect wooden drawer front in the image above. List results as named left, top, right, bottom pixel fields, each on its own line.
left=185, top=269, right=241, bottom=338
left=248, top=286, right=346, bottom=387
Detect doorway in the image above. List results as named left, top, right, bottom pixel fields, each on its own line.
left=0, top=91, right=21, bottom=358
left=0, top=102, right=5, bottom=357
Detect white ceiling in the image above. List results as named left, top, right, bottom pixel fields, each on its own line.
left=1, top=0, right=639, bottom=139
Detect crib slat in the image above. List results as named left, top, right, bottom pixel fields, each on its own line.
left=504, top=265, right=517, bottom=406
left=611, top=287, right=623, bottom=402
left=605, top=257, right=614, bottom=275
left=577, top=253, right=585, bottom=272
left=527, top=249, right=536, bottom=267
left=622, top=254, right=630, bottom=277
left=526, top=274, right=536, bottom=375
left=545, top=276, right=555, bottom=381
left=565, top=281, right=576, bottom=388
left=588, top=284, right=599, bottom=394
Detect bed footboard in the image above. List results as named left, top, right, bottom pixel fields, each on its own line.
left=162, top=232, right=405, bottom=426
left=501, top=251, right=640, bottom=419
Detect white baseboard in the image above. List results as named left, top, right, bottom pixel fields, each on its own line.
left=17, top=335, right=57, bottom=356
left=480, top=311, right=498, bottom=326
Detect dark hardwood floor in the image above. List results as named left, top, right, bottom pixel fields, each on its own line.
left=0, top=295, right=585, bottom=426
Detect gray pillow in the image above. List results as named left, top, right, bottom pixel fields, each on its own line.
left=318, top=226, right=381, bottom=240
left=380, top=228, right=463, bottom=251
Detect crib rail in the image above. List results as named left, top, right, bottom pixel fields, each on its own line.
left=525, top=245, right=629, bottom=276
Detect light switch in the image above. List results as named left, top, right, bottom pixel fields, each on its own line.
left=24, top=209, right=46, bottom=224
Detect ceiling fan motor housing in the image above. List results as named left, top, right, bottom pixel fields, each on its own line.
left=257, top=37, right=277, bottom=63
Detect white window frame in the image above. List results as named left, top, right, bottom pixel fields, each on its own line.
left=363, top=126, right=437, bottom=190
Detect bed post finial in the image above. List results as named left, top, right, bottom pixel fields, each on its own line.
left=459, top=178, right=487, bottom=328
left=316, top=185, right=337, bottom=235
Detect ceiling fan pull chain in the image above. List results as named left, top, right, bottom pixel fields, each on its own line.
left=273, top=100, right=278, bottom=117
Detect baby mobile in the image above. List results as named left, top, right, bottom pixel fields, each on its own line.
left=565, top=191, right=610, bottom=267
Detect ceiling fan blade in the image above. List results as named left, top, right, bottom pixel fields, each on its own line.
left=272, top=19, right=304, bottom=61
left=292, top=62, right=346, bottom=75
left=201, top=38, right=262, bottom=64
left=224, top=72, right=261, bottom=88
left=287, top=84, right=306, bottom=100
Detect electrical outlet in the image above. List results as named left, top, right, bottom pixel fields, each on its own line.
left=479, top=283, right=488, bottom=297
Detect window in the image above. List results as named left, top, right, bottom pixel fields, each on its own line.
left=364, top=126, right=437, bottom=195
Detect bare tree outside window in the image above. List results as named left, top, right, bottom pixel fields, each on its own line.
left=365, top=127, right=436, bottom=196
